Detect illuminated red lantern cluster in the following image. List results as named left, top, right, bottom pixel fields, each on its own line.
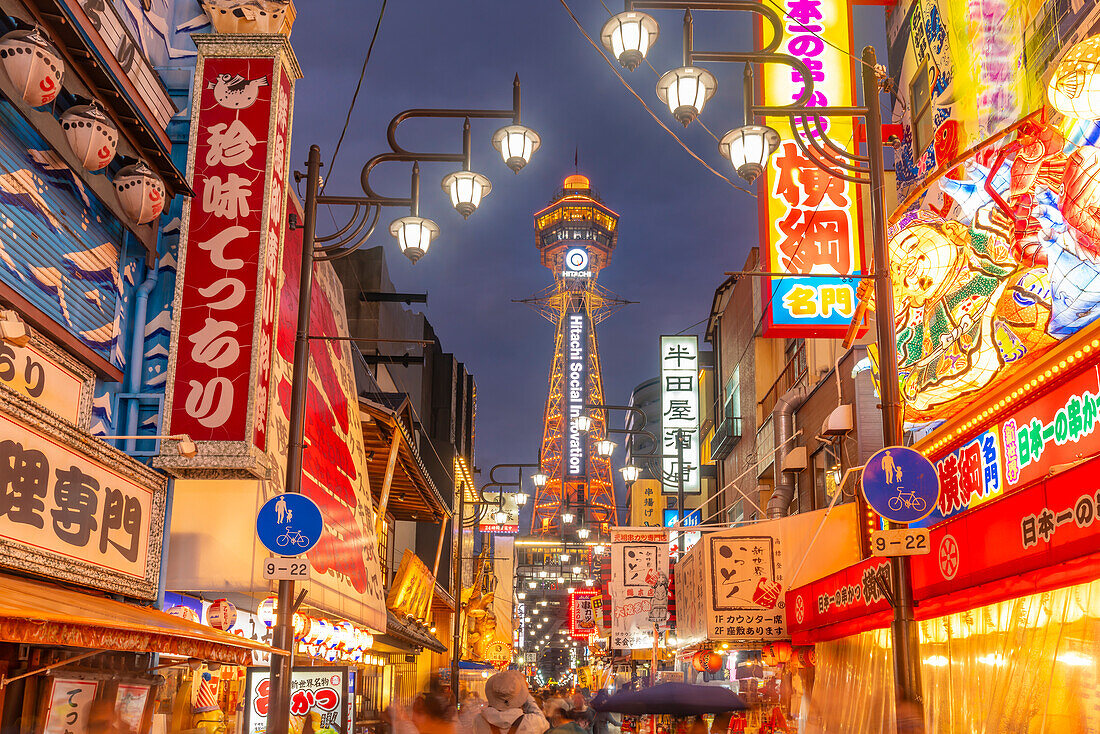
left=691, top=650, right=723, bottom=673
left=761, top=641, right=793, bottom=667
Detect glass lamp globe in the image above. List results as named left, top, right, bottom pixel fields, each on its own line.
left=596, top=439, right=616, bottom=457
left=514, top=492, right=529, bottom=506
left=719, top=125, right=781, bottom=184
left=575, top=414, right=594, bottom=432
left=494, top=510, right=508, bottom=524
left=532, top=472, right=548, bottom=488
left=562, top=512, right=575, bottom=524
left=576, top=527, right=590, bottom=540
left=389, top=215, right=439, bottom=264
left=600, top=11, right=659, bottom=71
left=620, top=464, right=641, bottom=483
left=656, top=66, right=717, bottom=126
left=492, top=124, right=541, bottom=173
left=441, top=170, right=491, bottom=218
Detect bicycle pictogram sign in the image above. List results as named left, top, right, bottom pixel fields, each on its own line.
left=862, top=447, right=940, bottom=524
left=256, top=493, right=324, bottom=555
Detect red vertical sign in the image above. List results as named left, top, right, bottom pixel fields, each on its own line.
left=166, top=50, right=293, bottom=452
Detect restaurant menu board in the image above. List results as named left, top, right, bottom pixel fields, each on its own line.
left=244, top=666, right=349, bottom=734
left=42, top=678, right=98, bottom=734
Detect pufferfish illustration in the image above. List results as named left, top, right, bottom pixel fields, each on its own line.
left=1048, top=34, right=1100, bottom=121
left=207, top=73, right=268, bottom=110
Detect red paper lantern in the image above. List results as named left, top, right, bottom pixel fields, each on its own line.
left=692, top=650, right=722, bottom=673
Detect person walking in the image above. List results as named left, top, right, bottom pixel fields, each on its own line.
left=473, top=671, right=549, bottom=734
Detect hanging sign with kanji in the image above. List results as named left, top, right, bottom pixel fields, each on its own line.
left=0, top=391, right=167, bottom=599
left=660, top=336, right=700, bottom=494
left=609, top=527, right=670, bottom=650
left=757, top=0, right=865, bottom=337
left=162, top=36, right=298, bottom=472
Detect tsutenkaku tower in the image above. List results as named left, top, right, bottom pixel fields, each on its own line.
left=524, top=175, right=630, bottom=535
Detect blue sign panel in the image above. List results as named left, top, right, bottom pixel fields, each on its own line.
left=862, top=447, right=940, bottom=524
left=663, top=508, right=700, bottom=528
left=256, top=493, right=323, bottom=555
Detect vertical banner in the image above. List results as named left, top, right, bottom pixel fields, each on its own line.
left=758, top=0, right=864, bottom=337
left=570, top=589, right=599, bottom=639
left=564, top=295, right=588, bottom=479
left=660, top=336, right=700, bottom=494
left=609, top=527, right=669, bottom=650
left=163, top=36, right=298, bottom=469
left=629, top=479, right=662, bottom=526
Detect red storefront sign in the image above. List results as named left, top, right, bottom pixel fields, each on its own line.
left=570, top=589, right=598, bottom=640
left=164, top=38, right=296, bottom=462
left=786, top=458, right=1100, bottom=642
left=920, top=365, right=1100, bottom=525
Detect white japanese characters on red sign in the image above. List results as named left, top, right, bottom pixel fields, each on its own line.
left=168, top=53, right=292, bottom=449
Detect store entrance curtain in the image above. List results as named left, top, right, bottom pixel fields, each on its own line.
left=803, top=579, right=1100, bottom=733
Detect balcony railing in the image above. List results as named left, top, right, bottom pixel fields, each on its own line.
left=759, top=343, right=808, bottom=418
left=710, top=415, right=742, bottom=460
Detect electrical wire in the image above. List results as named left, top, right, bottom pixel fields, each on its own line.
left=324, top=0, right=388, bottom=193
left=559, top=0, right=755, bottom=196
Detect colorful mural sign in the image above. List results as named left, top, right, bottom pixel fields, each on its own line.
left=569, top=589, right=598, bottom=639
left=758, top=0, right=864, bottom=337
left=609, top=527, right=669, bottom=650
left=883, top=116, right=1100, bottom=422
left=919, top=364, right=1100, bottom=526
left=886, top=0, right=1100, bottom=199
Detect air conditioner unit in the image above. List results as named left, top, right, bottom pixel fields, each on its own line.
left=822, top=404, right=854, bottom=436
left=782, top=446, right=807, bottom=472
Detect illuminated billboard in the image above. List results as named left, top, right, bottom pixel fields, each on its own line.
left=757, top=0, right=864, bottom=337
left=660, top=336, right=700, bottom=494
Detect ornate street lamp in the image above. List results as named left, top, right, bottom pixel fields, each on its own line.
left=575, top=415, right=594, bottom=432
left=492, top=124, right=541, bottom=173
left=596, top=439, right=616, bottom=457
left=719, top=124, right=780, bottom=184
left=576, top=527, right=590, bottom=540
left=620, top=464, right=641, bottom=483
left=600, top=11, right=660, bottom=71
left=389, top=214, right=439, bottom=264
left=493, top=509, right=509, bottom=524
left=562, top=512, right=575, bottom=524
left=441, top=170, right=491, bottom=218
left=514, top=492, right=529, bottom=506
left=532, top=472, right=548, bottom=488
left=656, top=65, right=716, bottom=126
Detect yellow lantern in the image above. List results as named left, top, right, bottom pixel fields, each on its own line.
left=1048, top=35, right=1100, bottom=120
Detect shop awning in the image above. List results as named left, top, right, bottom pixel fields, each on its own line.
left=0, top=573, right=282, bottom=666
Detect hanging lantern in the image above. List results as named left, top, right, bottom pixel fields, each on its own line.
left=357, top=628, right=374, bottom=651
left=0, top=27, right=63, bottom=107
left=795, top=646, right=816, bottom=669
left=292, top=613, right=310, bottom=640
left=60, top=101, right=117, bottom=171
left=166, top=605, right=200, bottom=624
left=206, top=599, right=237, bottom=631
left=114, top=160, right=166, bottom=224
left=1048, top=35, right=1100, bottom=120
left=691, top=650, right=722, bottom=673
left=257, top=596, right=278, bottom=628
left=335, top=621, right=356, bottom=650
left=306, top=618, right=331, bottom=646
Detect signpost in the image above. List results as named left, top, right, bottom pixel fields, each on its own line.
left=861, top=447, right=940, bottom=525
left=263, top=557, right=311, bottom=581
left=256, top=493, right=324, bottom=556
left=870, top=528, right=931, bottom=557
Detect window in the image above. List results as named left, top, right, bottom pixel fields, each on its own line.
left=724, top=366, right=741, bottom=420
left=910, top=60, right=934, bottom=155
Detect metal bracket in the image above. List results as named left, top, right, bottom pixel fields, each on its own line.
left=875, top=568, right=896, bottom=609
left=0, top=650, right=101, bottom=689
left=292, top=588, right=308, bottom=615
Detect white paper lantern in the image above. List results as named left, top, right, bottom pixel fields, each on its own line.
left=206, top=599, right=237, bottom=631
left=114, top=160, right=165, bottom=224
left=0, top=28, right=63, bottom=107
left=60, top=102, right=117, bottom=171
left=166, top=605, right=199, bottom=624
left=258, top=596, right=278, bottom=628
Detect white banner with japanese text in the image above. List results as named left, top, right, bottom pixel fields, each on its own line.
left=609, top=527, right=669, bottom=650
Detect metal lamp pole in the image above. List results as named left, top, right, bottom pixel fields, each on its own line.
left=603, top=2, right=923, bottom=727
left=267, top=80, right=535, bottom=734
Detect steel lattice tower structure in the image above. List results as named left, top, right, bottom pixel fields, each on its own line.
left=520, top=175, right=631, bottom=535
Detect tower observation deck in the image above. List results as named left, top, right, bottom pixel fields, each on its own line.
left=522, top=175, right=631, bottom=534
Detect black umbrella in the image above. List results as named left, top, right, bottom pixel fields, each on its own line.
left=590, top=682, right=746, bottom=715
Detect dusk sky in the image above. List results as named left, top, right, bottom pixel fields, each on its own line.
left=289, top=1, right=888, bottom=514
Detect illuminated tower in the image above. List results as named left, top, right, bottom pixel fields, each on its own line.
left=524, top=175, right=630, bottom=534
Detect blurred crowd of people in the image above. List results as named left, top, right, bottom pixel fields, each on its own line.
left=383, top=673, right=622, bottom=734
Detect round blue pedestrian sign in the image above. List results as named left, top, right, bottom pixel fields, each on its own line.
left=256, top=493, right=324, bottom=555
left=862, top=446, right=939, bottom=524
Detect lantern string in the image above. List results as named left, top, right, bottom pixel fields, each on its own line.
left=324, top=0, right=390, bottom=193
left=559, top=0, right=756, bottom=196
